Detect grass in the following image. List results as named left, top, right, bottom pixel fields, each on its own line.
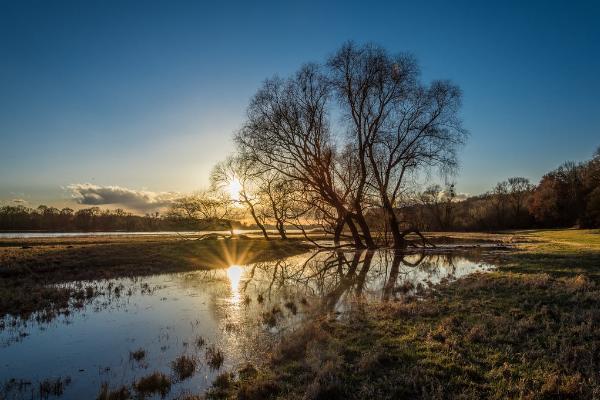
left=96, top=383, right=131, bottom=400
left=171, top=354, right=197, bottom=380
left=205, top=345, right=225, bottom=370
left=213, top=229, right=600, bottom=399
left=4, top=228, right=599, bottom=398
left=0, top=236, right=310, bottom=320
left=129, top=348, right=146, bottom=362
left=133, top=371, right=171, bottom=398
left=39, top=376, right=71, bottom=399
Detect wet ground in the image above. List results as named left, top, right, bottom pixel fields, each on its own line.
left=0, top=249, right=498, bottom=399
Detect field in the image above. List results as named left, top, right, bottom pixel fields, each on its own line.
left=1, top=230, right=598, bottom=399
left=0, top=235, right=310, bottom=319
left=208, top=229, right=600, bottom=399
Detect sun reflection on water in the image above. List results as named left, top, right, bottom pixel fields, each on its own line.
left=226, top=265, right=243, bottom=301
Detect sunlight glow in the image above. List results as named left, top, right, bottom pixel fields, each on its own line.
left=227, top=178, right=242, bottom=202
left=227, top=265, right=243, bottom=293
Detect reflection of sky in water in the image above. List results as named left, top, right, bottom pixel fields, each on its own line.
left=0, top=250, right=497, bottom=399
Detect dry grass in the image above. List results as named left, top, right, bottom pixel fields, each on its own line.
left=205, top=345, right=225, bottom=370
left=133, top=371, right=171, bottom=398
left=96, top=383, right=131, bottom=400
left=129, top=348, right=146, bottom=362
left=0, top=237, right=309, bottom=320
left=39, top=376, right=71, bottom=398
left=171, top=354, right=197, bottom=381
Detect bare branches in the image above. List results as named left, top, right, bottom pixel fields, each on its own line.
left=227, top=42, right=468, bottom=248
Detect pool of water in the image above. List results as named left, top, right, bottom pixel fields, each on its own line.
left=0, top=250, right=497, bottom=399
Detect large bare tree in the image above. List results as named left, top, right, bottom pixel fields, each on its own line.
left=235, top=65, right=368, bottom=247
left=329, top=42, right=467, bottom=248
left=234, top=42, right=467, bottom=248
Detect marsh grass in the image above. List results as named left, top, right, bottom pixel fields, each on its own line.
left=134, top=371, right=171, bottom=398
left=0, top=237, right=309, bottom=322
left=39, top=376, right=71, bottom=399
left=205, top=345, right=225, bottom=370
left=129, top=348, right=146, bottom=362
left=171, top=354, right=197, bottom=381
left=96, top=383, right=130, bottom=400
left=195, top=335, right=206, bottom=348
left=204, top=372, right=235, bottom=400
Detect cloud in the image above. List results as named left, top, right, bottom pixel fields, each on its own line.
left=438, top=190, right=469, bottom=202
left=453, top=192, right=469, bottom=202
left=12, top=198, right=28, bottom=204
left=67, top=184, right=178, bottom=212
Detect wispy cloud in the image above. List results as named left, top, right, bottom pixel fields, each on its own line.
left=453, top=192, right=469, bottom=202
left=67, top=184, right=178, bottom=212
left=12, top=198, right=28, bottom=204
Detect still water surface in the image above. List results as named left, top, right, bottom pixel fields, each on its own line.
left=0, top=250, right=497, bottom=399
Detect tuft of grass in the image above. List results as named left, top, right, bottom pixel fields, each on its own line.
left=195, top=335, right=206, bottom=348
left=134, top=371, right=171, bottom=398
left=205, top=345, right=225, bottom=370
left=39, top=376, right=71, bottom=398
left=205, top=372, right=240, bottom=400
left=96, top=383, right=131, bottom=400
left=171, top=354, right=197, bottom=381
left=129, top=348, right=146, bottom=362
left=261, top=306, right=282, bottom=327
left=284, top=301, right=298, bottom=315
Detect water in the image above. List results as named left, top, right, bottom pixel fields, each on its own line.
left=0, top=250, right=497, bottom=399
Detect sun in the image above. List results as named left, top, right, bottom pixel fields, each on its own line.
left=227, top=178, right=242, bottom=202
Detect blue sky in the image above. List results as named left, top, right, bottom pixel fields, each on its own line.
left=1, top=0, right=598, bottom=210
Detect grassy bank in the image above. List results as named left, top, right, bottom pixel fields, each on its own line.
left=213, top=229, right=600, bottom=399
left=0, top=236, right=310, bottom=319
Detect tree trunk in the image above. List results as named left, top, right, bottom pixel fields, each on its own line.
left=276, top=220, right=287, bottom=239
left=382, top=199, right=405, bottom=249
left=352, top=212, right=376, bottom=249
left=333, top=217, right=345, bottom=245
left=344, top=213, right=365, bottom=248
left=243, top=196, right=269, bottom=240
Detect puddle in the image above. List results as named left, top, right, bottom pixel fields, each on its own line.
left=0, top=249, right=497, bottom=399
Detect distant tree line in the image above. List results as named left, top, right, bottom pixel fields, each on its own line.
left=399, top=148, right=600, bottom=231
left=0, top=205, right=236, bottom=232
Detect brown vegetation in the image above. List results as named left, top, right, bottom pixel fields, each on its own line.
left=133, top=371, right=171, bottom=398
left=171, top=354, right=197, bottom=380
left=0, top=236, right=309, bottom=320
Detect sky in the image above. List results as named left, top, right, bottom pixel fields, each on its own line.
left=1, top=0, right=599, bottom=212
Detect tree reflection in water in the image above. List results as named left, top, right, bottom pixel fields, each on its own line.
left=224, top=249, right=490, bottom=314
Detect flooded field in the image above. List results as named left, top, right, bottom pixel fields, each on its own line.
left=0, top=250, right=497, bottom=399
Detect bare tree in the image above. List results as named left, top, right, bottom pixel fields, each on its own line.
left=419, top=183, right=456, bottom=230
left=211, top=156, right=270, bottom=239
left=507, top=177, right=533, bottom=224
left=329, top=42, right=467, bottom=248
left=257, top=170, right=298, bottom=239
left=235, top=64, right=367, bottom=247
left=167, top=190, right=239, bottom=236
left=233, top=42, right=467, bottom=248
